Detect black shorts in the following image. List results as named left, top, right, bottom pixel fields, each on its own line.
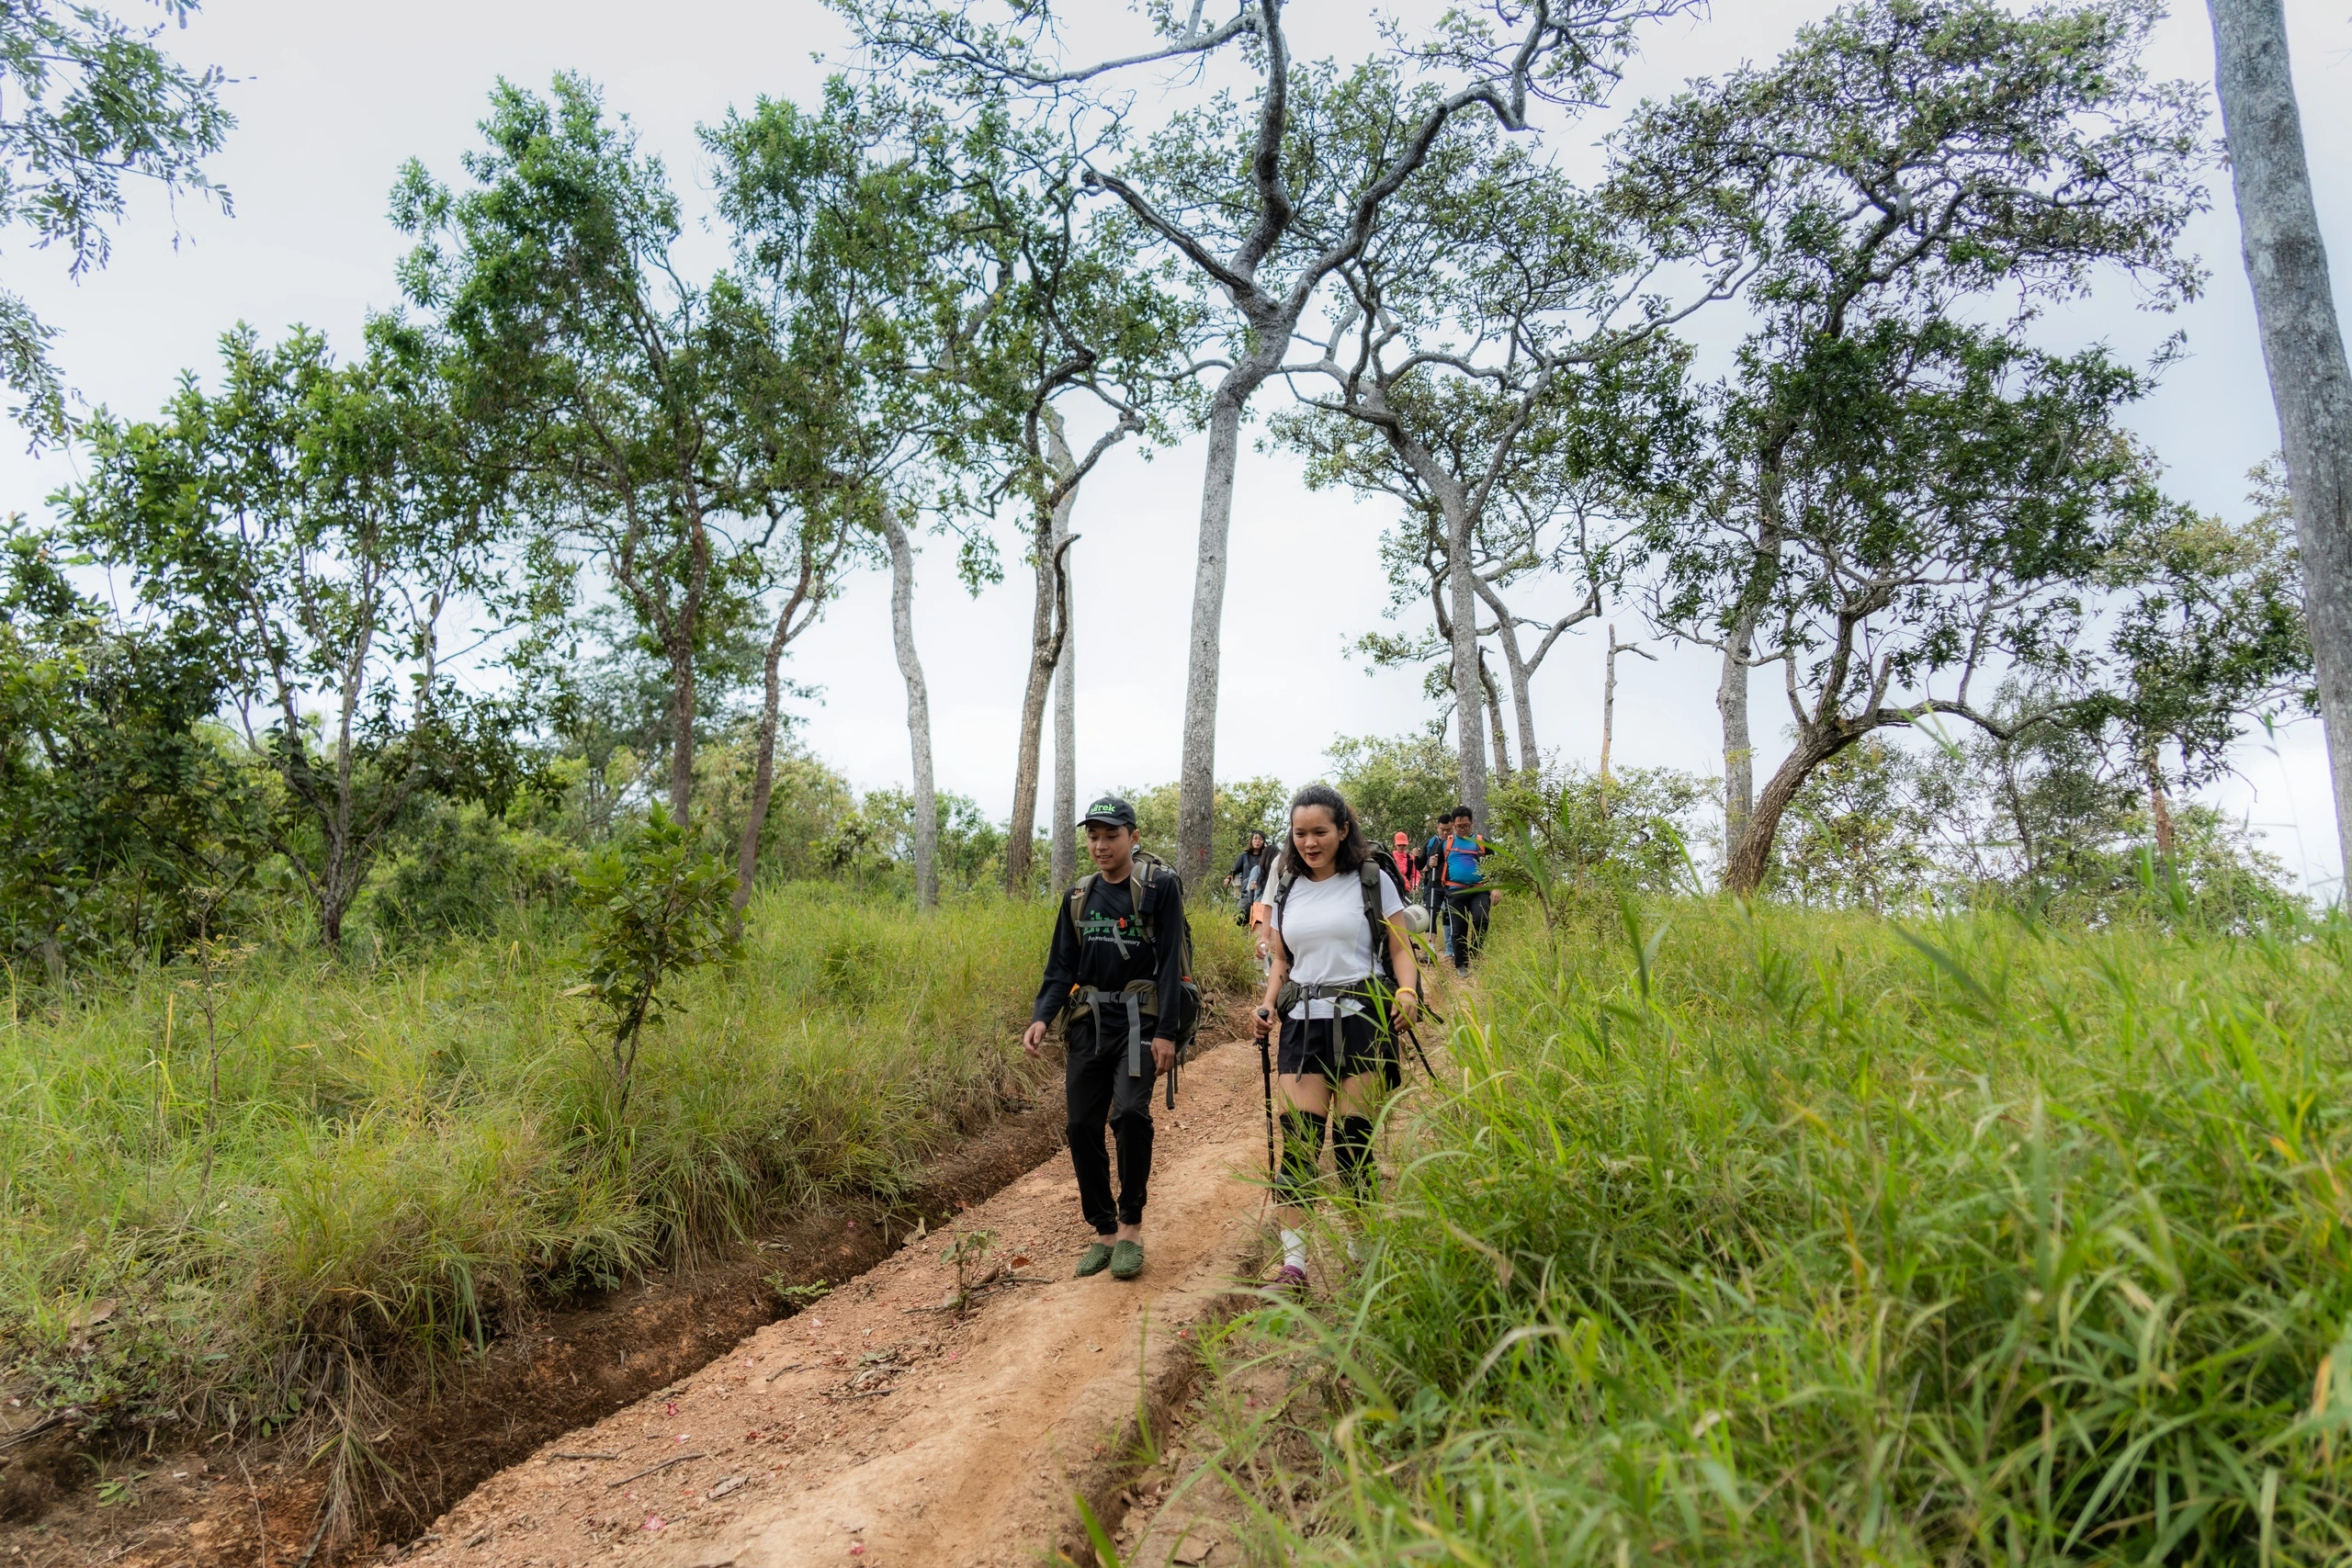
left=1276, top=1010, right=1398, bottom=1088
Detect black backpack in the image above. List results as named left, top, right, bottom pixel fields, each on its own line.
left=1060, top=850, right=1204, bottom=1056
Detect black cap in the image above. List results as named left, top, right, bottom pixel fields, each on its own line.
left=1080, top=795, right=1136, bottom=829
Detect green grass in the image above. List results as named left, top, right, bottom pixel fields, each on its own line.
left=0, top=884, right=1127, bottom=1452
left=1216, top=900, right=2352, bottom=1565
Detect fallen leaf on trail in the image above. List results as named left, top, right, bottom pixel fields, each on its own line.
left=1007, top=1254, right=1032, bottom=1268
left=642, top=1515, right=667, bottom=1531
left=707, top=1474, right=747, bottom=1500
left=664, top=1402, right=678, bottom=1416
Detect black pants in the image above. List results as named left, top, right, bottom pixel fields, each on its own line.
left=1444, top=890, right=1492, bottom=970
left=1065, top=1018, right=1158, bottom=1235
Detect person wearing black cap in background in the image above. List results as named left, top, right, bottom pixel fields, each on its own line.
left=1023, top=795, right=1189, bottom=1280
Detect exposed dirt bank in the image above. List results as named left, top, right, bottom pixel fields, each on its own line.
left=389, top=1037, right=1269, bottom=1568
left=1, top=1089, right=1070, bottom=1567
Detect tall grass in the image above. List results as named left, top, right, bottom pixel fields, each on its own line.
left=1232, top=901, right=2352, bottom=1564
left=0, top=884, right=1087, bottom=1446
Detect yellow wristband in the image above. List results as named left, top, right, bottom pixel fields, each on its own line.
left=1395, top=987, right=1418, bottom=999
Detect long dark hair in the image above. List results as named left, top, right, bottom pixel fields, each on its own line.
left=1284, top=783, right=1370, bottom=875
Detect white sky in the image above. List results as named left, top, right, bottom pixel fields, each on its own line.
left=10, top=0, right=2351, bottom=893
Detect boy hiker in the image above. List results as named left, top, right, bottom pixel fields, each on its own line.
left=1424, top=806, right=1493, bottom=976
left=1023, top=795, right=1189, bottom=1280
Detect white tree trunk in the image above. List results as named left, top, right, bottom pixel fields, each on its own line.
left=1006, top=412, right=1085, bottom=896
left=1048, top=414, right=1080, bottom=892
left=2208, top=0, right=2352, bottom=882
left=1601, top=626, right=1620, bottom=793
left=880, top=499, right=939, bottom=909
left=1446, top=496, right=1489, bottom=823
left=1178, top=382, right=1252, bottom=884
left=1718, top=629, right=1754, bottom=853
left=1493, top=616, right=1538, bottom=780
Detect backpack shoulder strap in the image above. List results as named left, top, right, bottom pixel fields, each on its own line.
left=1360, top=860, right=1391, bottom=971
left=1068, top=874, right=1096, bottom=937
left=1128, top=852, right=1164, bottom=941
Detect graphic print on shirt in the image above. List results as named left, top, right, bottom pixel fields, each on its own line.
left=1077, top=882, right=1144, bottom=961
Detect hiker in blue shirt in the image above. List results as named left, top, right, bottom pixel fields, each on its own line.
left=1422, top=806, right=1493, bottom=976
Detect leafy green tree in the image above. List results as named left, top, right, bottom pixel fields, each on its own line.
left=1275, top=62, right=1714, bottom=814
left=398, top=75, right=850, bottom=834
left=922, top=104, right=1196, bottom=898
left=1486, top=761, right=1710, bottom=924
left=66, top=324, right=529, bottom=949
left=1614, top=0, right=2206, bottom=894
left=2089, top=458, right=2311, bottom=858
left=0, top=530, right=266, bottom=978
left=0, top=0, right=232, bottom=440
left=837, top=0, right=1693, bottom=883
left=706, top=87, right=947, bottom=915
left=1773, top=740, right=1939, bottom=913
left=1327, top=730, right=1458, bottom=848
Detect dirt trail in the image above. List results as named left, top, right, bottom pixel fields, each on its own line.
left=395, top=1037, right=1272, bottom=1568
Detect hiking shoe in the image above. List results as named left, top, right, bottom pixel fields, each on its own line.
left=1266, top=1263, right=1309, bottom=1295
left=1109, top=1239, right=1145, bottom=1280
left=1076, top=1242, right=1115, bottom=1278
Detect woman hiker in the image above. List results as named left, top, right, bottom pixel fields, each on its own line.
left=1023, top=795, right=1188, bottom=1281
left=1251, top=784, right=1419, bottom=1292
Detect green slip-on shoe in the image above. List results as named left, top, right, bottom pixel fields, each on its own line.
left=1109, top=1239, right=1145, bottom=1280
left=1076, top=1241, right=1115, bottom=1278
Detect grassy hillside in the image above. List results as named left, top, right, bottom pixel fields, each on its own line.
left=1225, top=901, right=2352, bottom=1564
left=0, top=884, right=1250, bottom=1454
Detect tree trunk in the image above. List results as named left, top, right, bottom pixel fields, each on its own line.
left=1005, top=415, right=1082, bottom=897
left=1718, top=626, right=1754, bottom=855
left=729, top=583, right=798, bottom=936
left=1049, top=415, right=1080, bottom=893
left=879, top=499, right=939, bottom=909
left=2208, top=0, right=2352, bottom=881
left=2144, top=746, right=2177, bottom=860
left=1495, top=617, right=1539, bottom=782
left=1002, top=511, right=1058, bottom=897
left=1479, top=653, right=1512, bottom=781
left=1444, top=497, right=1488, bottom=824
left=1600, top=625, right=1620, bottom=801
left=1724, top=731, right=1849, bottom=897
left=667, top=635, right=697, bottom=827
left=1178, top=375, right=1260, bottom=886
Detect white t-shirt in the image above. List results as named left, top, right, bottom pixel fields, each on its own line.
left=1266, top=864, right=1408, bottom=1019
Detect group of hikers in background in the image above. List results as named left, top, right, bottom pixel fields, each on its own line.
left=1228, top=806, right=1494, bottom=977
left=1028, top=786, right=1492, bottom=1286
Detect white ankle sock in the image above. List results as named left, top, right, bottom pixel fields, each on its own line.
left=1280, top=1228, right=1307, bottom=1271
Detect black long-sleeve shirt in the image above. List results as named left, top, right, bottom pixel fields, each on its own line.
left=1031, top=863, right=1190, bottom=1033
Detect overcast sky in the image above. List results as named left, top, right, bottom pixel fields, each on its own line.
left=11, top=0, right=2351, bottom=892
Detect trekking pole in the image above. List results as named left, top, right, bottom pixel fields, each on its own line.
left=1400, top=1022, right=1439, bottom=1083
left=1256, top=1024, right=1276, bottom=1183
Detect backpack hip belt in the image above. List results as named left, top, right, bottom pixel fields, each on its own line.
left=1273, top=976, right=1396, bottom=1026
left=1073, top=981, right=1158, bottom=1080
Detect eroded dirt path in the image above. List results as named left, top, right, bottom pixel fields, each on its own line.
left=395, top=1038, right=1270, bottom=1568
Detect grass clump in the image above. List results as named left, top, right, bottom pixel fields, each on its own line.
left=1230, top=901, right=2352, bottom=1564
left=0, top=883, right=1057, bottom=1450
